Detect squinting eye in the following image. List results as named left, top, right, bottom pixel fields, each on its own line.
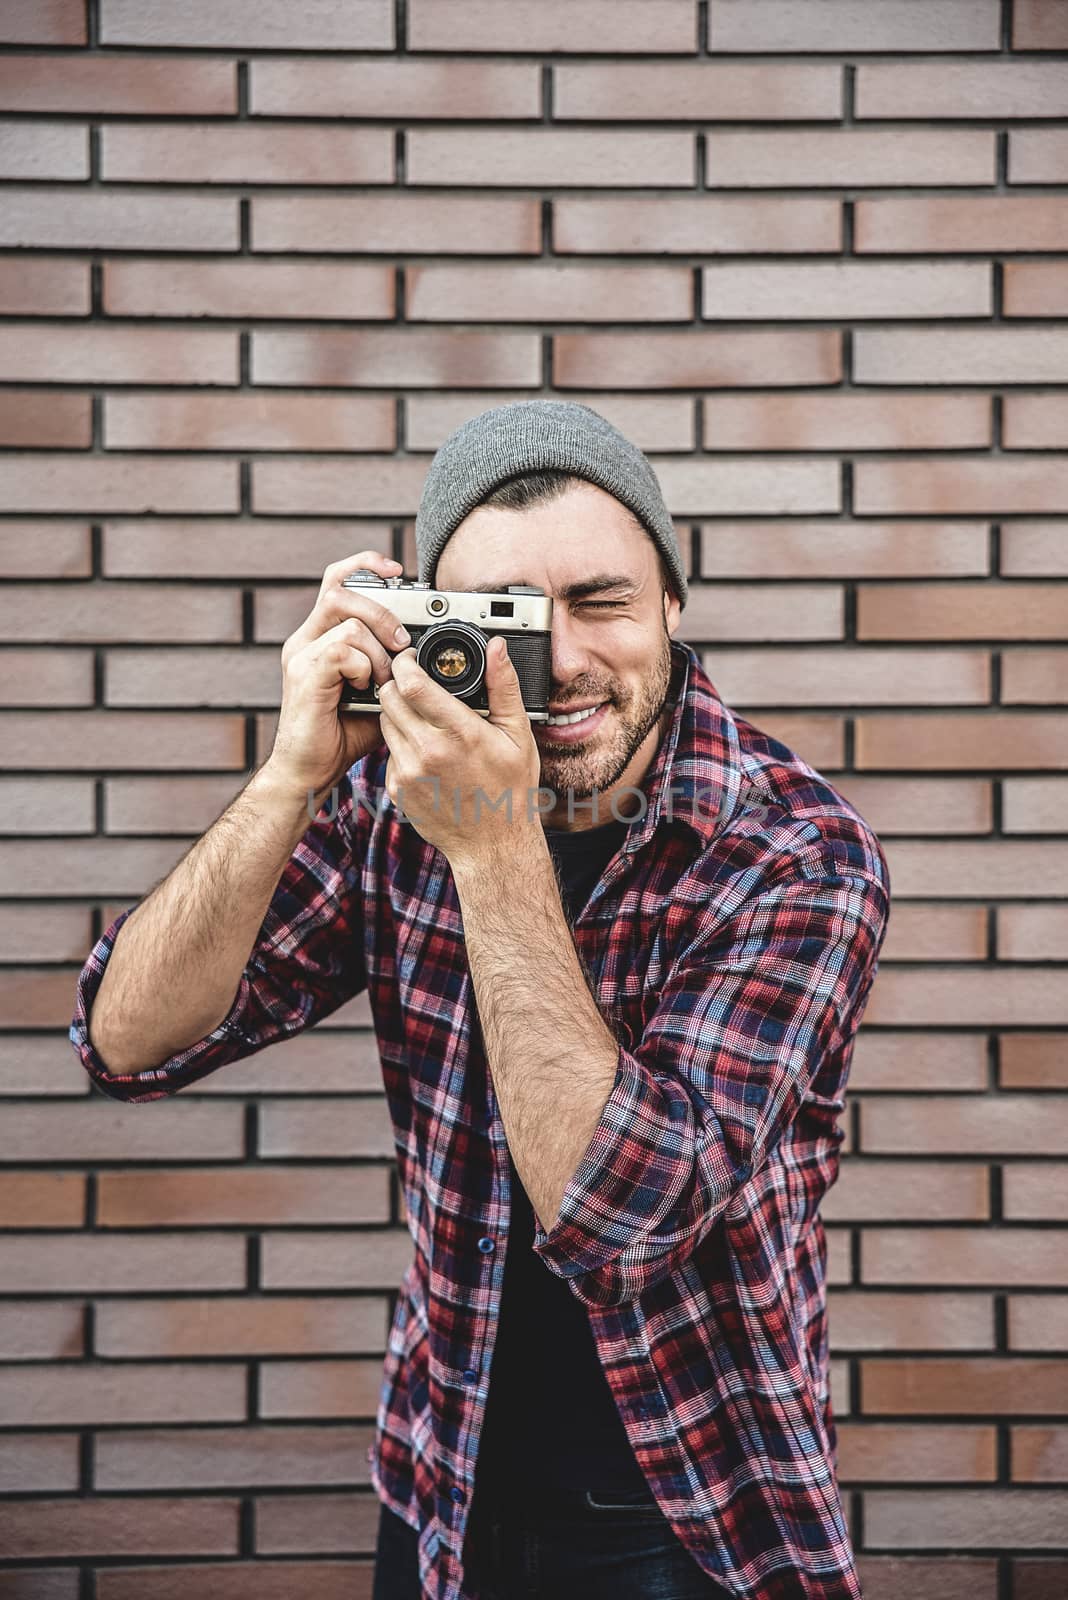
left=579, top=601, right=624, bottom=610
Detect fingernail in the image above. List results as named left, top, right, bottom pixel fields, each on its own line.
left=395, top=625, right=410, bottom=645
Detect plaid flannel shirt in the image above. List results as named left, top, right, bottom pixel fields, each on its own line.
left=71, top=639, right=890, bottom=1600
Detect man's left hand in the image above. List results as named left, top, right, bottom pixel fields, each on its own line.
left=376, top=636, right=543, bottom=865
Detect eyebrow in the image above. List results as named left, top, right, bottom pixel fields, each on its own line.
left=465, top=573, right=638, bottom=600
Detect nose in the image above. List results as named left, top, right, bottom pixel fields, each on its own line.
left=549, top=608, right=593, bottom=687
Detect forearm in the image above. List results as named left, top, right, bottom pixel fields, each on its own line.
left=450, top=831, right=621, bottom=1233
left=90, top=763, right=321, bottom=1075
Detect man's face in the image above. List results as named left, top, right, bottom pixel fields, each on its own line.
left=435, top=479, right=682, bottom=828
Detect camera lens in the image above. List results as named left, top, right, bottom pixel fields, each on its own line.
left=415, top=621, right=486, bottom=699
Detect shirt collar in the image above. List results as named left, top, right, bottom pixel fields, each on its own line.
left=620, top=639, right=743, bottom=856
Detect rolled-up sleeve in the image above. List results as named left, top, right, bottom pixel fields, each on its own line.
left=69, top=762, right=372, bottom=1103
left=530, top=857, right=890, bottom=1308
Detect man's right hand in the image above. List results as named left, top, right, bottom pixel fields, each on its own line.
left=265, top=549, right=413, bottom=805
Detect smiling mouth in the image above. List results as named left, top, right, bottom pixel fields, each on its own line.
left=544, top=701, right=608, bottom=728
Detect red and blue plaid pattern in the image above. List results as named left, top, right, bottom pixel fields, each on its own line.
left=71, top=640, right=890, bottom=1600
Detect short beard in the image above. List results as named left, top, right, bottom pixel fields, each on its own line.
left=536, top=613, right=674, bottom=809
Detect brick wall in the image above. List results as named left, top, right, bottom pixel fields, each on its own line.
left=1, top=0, right=1066, bottom=1594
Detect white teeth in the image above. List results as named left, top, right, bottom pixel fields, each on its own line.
left=545, top=703, right=605, bottom=727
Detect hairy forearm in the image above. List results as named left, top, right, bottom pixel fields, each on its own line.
left=450, top=830, right=621, bottom=1233
left=90, top=763, right=321, bottom=1075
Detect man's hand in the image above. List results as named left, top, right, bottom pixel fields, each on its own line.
left=375, top=635, right=543, bottom=866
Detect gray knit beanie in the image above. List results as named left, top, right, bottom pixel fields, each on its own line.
left=413, top=399, right=688, bottom=608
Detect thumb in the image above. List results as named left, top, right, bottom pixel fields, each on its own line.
left=485, top=636, right=527, bottom=726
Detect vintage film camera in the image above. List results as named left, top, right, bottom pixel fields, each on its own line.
left=338, top=570, right=553, bottom=721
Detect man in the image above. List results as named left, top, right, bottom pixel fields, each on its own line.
left=71, top=401, right=890, bottom=1600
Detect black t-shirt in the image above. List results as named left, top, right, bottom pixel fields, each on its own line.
left=472, top=811, right=651, bottom=1500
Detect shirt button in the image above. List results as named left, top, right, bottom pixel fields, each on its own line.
left=450, top=1485, right=466, bottom=1504
left=477, top=1236, right=495, bottom=1253
left=462, top=1369, right=478, bottom=1384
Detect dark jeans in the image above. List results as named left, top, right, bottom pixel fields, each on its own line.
left=372, top=1481, right=728, bottom=1599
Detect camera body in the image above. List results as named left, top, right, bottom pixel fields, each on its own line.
left=338, top=570, right=553, bottom=721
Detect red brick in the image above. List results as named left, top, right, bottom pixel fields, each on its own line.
left=0, top=0, right=85, bottom=45
left=828, top=1288, right=994, bottom=1350
left=1014, top=0, right=1068, bottom=48
left=252, top=456, right=430, bottom=517
left=0, top=121, right=88, bottom=180
left=0, top=258, right=89, bottom=315
left=0, top=901, right=94, bottom=960
left=258, top=1100, right=393, bottom=1159
left=99, top=775, right=245, bottom=833
left=408, top=393, right=693, bottom=453
left=102, top=520, right=394, bottom=580
left=556, top=61, right=840, bottom=121
left=0, top=391, right=90, bottom=449
left=699, top=522, right=989, bottom=579
left=102, top=125, right=393, bottom=185
left=709, top=646, right=986, bottom=705
left=865, top=965, right=1068, bottom=1026
left=407, top=128, right=695, bottom=188
left=682, top=584, right=842, bottom=645
left=0, top=1300, right=85, bottom=1360
left=251, top=57, right=539, bottom=117
left=0, top=1433, right=81, bottom=1493
left=1004, top=395, right=1068, bottom=450
left=187, top=1035, right=383, bottom=1100
left=554, top=195, right=841, bottom=254
left=999, top=904, right=1068, bottom=960
left=1012, top=1424, right=1068, bottom=1482
left=1004, top=263, right=1068, bottom=317
left=0, top=643, right=92, bottom=707
left=409, top=0, right=696, bottom=52
left=94, top=1423, right=371, bottom=1490
left=0, top=1172, right=85, bottom=1227
left=0, top=326, right=237, bottom=385
left=94, top=1295, right=385, bottom=1357
left=0, top=582, right=240, bottom=643
left=253, top=193, right=540, bottom=254
left=1002, top=648, right=1068, bottom=704
left=857, top=328, right=1068, bottom=386
left=554, top=330, right=840, bottom=389
left=254, top=328, right=539, bottom=388
left=857, top=714, right=1068, bottom=774
left=104, top=394, right=395, bottom=453
left=1004, top=1164, right=1068, bottom=1221
left=863, top=1095, right=1067, bottom=1157
left=0, top=522, right=90, bottom=579
left=1003, top=778, right=1068, bottom=833
left=0, top=455, right=238, bottom=515
left=864, top=1233, right=1068, bottom=1289
left=867, top=1488, right=1068, bottom=1549
left=0, top=1038, right=94, bottom=1098
left=0, top=1233, right=245, bottom=1294
left=1009, top=129, right=1068, bottom=184
left=856, top=197, right=1068, bottom=253
left=0, top=1497, right=238, bottom=1559
left=409, top=263, right=691, bottom=322
left=838, top=1421, right=997, bottom=1483
left=656, top=460, right=838, bottom=518
left=254, top=1488, right=379, bottom=1553
left=858, top=581, right=1068, bottom=638
left=706, top=129, right=994, bottom=188
left=855, top=460, right=1068, bottom=516
left=882, top=840, right=1068, bottom=899
left=702, top=262, right=990, bottom=320
left=103, top=645, right=274, bottom=707
left=1001, top=524, right=1068, bottom=576
left=1001, top=1034, right=1068, bottom=1090
left=826, top=776, right=992, bottom=836
left=5, top=1102, right=245, bottom=1163
left=258, top=1361, right=385, bottom=1421
left=100, top=0, right=392, bottom=49
left=850, top=1032, right=988, bottom=1094
left=0, top=714, right=243, bottom=779
left=97, top=1165, right=388, bottom=1227
left=879, top=902, right=989, bottom=961
left=0, top=1358, right=248, bottom=1427
left=825, top=1161, right=988, bottom=1223
left=857, top=61, right=1068, bottom=119
left=702, top=393, right=989, bottom=450
left=858, top=1520, right=1000, bottom=1578
left=1010, top=1293, right=1068, bottom=1350
left=0, top=188, right=239, bottom=251
left=0, top=966, right=91, bottom=1027
left=708, top=0, right=999, bottom=51
left=260, top=1230, right=412, bottom=1291
left=104, top=260, right=394, bottom=320
left=97, top=1560, right=370, bottom=1597
left=0, top=54, right=235, bottom=113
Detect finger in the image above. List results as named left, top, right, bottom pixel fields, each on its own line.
left=387, top=648, right=470, bottom=734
